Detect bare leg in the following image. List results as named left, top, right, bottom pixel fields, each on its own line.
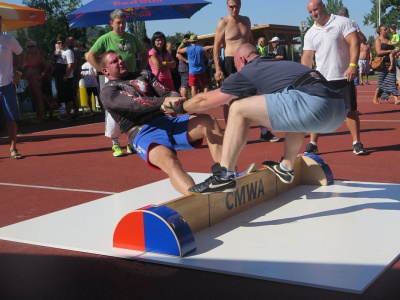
left=191, top=85, right=197, bottom=97
left=186, top=114, right=224, bottom=163
left=346, top=110, right=360, bottom=142
left=7, top=121, right=18, bottom=155
left=148, top=145, right=195, bottom=195
left=220, top=95, right=272, bottom=171
left=373, top=87, right=380, bottom=104
left=180, top=87, right=188, bottom=98
left=28, top=79, right=45, bottom=121
left=281, top=132, right=305, bottom=170
left=309, top=132, right=320, bottom=143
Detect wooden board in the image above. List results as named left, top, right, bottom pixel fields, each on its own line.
left=209, top=170, right=277, bottom=226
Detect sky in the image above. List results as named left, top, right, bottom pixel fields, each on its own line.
left=13, top=0, right=377, bottom=39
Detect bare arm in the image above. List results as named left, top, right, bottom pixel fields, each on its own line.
left=177, top=38, right=188, bottom=54
left=301, top=49, right=315, bottom=68
left=213, top=19, right=226, bottom=81
left=162, top=89, right=236, bottom=113
left=138, top=48, right=149, bottom=71
left=345, top=31, right=359, bottom=82
left=176, top=52, right=188, bottom=63
left=86, top=50, right=102, bottom=72
left=12, top=50, right=26, bottom=85
left=374, top=37, right=393, bottom=56
left=150, top=55, right=168, bottom=71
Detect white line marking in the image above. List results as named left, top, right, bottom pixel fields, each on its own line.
left=0, top=182, right=116, bottom=195
left=0, top=122, right=103, bottom=139
left=361, top=120, right=400, bottom=122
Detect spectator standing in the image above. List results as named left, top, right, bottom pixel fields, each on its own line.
left=23, top=40, right=51, bottom=123
left=373, top=25, right=400, bottom=105
left=256, top=37, right=267, bottom=56
left=0, top=14, right=26, bottom=159
left=358, top=33, right=372, bottom=85
left=177, top=35, right=210, bottom=97
left=269, top=37, right=287, bottom=60
left=86, top=9, right=149, bottom=157
left=66, top=37, right=82, bottom=118
left=53, top=36, right=75, bottom=122
left=213, top=0, right=254, bottom=121
left=148, top=31, right=176, bottom=91
left=302, top=0, right=365, bottom=155
left=176, top=34, right=190, bottom=98
left=81, top=53, right=102, bottom=114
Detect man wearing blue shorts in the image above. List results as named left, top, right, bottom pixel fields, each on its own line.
left=163, top=44, right=348, bottom=194
left=99, top=51, right=223, bottom=195
left=0, top=14, right=26, bottom=159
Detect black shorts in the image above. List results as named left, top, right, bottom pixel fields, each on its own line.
left=222, top=56, right=237, bottom=78
left=42, top=79, right=52, bottom=96
left=86, top=87, right=99, bottom=97
left=329, top=79, right=357, bottom=111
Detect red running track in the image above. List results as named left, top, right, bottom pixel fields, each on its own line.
left=0, top=79, right=399, bottom=299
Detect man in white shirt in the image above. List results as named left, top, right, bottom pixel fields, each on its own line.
left=302, top=0, right=366, bottom=155
left=0, top=14, right=26, bottom=159
left=53, top=36, right=75, bottom=122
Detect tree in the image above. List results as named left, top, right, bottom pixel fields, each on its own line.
left=307, top=0, right=345, bottom=27
left=364, top=0, right=400, bottom=29
left=12, top=0, right=85, bottom=56
left=166, top=31, right=195, bottom=48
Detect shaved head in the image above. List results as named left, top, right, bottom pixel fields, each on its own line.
left=307, top=0, right=328, bottom=26
left=234, top=43, right=260, bottom=71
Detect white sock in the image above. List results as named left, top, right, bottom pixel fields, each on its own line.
left=112, top=139, right=120, bottom=145
left=310, top=141, right=317, bottom=146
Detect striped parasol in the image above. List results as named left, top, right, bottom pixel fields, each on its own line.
left=0, top=2, right=45, bottom=32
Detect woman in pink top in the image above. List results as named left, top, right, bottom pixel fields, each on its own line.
left=148, top=32, right=176, bottom=91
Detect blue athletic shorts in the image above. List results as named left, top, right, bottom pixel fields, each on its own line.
left=265, top=85, right=348, bottom=133
left=132, top=114, right=203, bottom=170
left=0, top=83, right=21, bottom=121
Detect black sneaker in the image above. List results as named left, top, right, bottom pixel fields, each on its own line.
left=188, top=163, right=237, bottom=194
left=353, top=142, right=366, bottom=155
left=260, top=131, right=280, bottom=142
left=304, top=143, right=319, bottom=154
left=262, top=161, right=295, bottom=184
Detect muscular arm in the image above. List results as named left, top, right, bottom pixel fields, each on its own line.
left=86, top=50, right=102, bottom=72
left=163, top=89, right=236, bottom=113
left=345, top=31, right=360, bottom=82
left=213, top=19, right=226, bottom=81
left=301, top=49, right=315, bottom=68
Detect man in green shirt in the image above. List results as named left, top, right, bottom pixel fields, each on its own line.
left=87, top=9, right=148, bottom=157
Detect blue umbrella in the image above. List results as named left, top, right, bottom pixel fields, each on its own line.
left=68, top=0, right=211, bottom=29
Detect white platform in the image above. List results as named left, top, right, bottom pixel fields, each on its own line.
left=1, top=177, right=400, bottom=294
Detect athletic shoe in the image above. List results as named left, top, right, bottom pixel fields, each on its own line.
left=188, top=163, right=237, bottom=194
left=353, top=142, right=366, bottom=155
left=262, top=161, right=295, bottom=184
left=304, top=143, right=319, bottom=154
left=112, top=144, right=124, bottom=157
left=126, top=144, right=135, bottom=154
left=365, top=81, right=371, bottom=85
left=260, top=131, right=280, bottom=142
left=236, top=163, right=257, bottom=178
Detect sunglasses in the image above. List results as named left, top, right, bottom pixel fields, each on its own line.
left=57, top=41, right=65, bottom=45
left=27, top=45, right=36, bottom=48
left=228, top=5, right=240, bottom=9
